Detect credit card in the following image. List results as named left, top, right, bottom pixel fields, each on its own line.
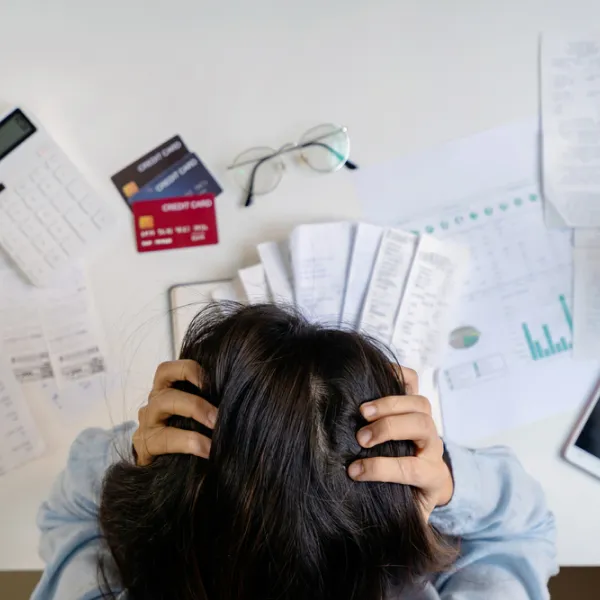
left=129, top=152, right=222, bottom=204
left=111, top=135, right=189, bottom=204
left=132, top=194, right=218, bottom=253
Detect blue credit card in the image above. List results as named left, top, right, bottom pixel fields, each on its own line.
left=129, top=152, right=222, bottom=204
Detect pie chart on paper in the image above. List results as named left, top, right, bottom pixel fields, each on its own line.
left=449, top=326, right=481, bottom=350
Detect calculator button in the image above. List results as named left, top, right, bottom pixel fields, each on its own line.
left=31, top=231, right=57, bottom=254
left=92, top=209, right=112, bottom=230
left=37, top=177, right=62, bottom=199
left=44, top=246, right=68, bottom=268
left=67, top=180, right=90, bottom=202
left=48, top=219, right=73, bottom=242
left=0, top=224, right=29, bottom=255
left=21, top=189, right=46, bottom=212
left=64, top=207, right=97, bottom=241
left=50, top=193, right=76, bottom=213
left=5, top=199, right=30, bottom=223
left=20, top=217, right=46, bottom=242
left=54, top=166, right=77, bottom=185
left=16, top=181, right=37, bottom=198
left=31, top=167, right=51, bottom=184
left=36, top=207, right=61, bottom=226
left=79, top=195, right=101, bottom=216
left=46, top=155, right=63, bottom=171
left=60, top=232, right=84, bottom=256
left=37, top=145, right=57, bottom=160
left=0, top=190, right=16, bottom=211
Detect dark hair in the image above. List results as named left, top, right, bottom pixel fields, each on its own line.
left=100, top=303, right=455, bottom=600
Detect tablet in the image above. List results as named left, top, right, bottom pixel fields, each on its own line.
left=564, top=381, right=600, bottom=480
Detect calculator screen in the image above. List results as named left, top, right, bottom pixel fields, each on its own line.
left=0, top=109, right=37, bottom=162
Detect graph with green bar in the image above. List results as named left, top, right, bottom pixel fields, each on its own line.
left=521, top=295, right=573, bottom=361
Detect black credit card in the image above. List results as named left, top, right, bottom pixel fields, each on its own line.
left=111, top=135, right=189, bottom=204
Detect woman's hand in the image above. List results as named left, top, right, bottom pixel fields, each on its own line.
left=347, top=367, right=453, bottom=518
left=132, top=360, right=218, bottom=466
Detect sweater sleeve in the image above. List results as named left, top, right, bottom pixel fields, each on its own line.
left=31, top=422, right=136, bottom=600
left=429, top=442, right=558, bottom=600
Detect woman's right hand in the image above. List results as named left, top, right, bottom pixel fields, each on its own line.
left=347, top=367, right=454, bottom=518
left=132, top=360, right=218, bottom=466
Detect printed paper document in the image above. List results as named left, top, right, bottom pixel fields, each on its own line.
left=355, top=120, right=599, bottom=443
left=541, top=34, right=600, bottom=226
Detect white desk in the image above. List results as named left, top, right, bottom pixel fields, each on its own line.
left=1, top=0, right=600, bottom=570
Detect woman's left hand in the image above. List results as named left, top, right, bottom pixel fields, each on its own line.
left=133, top=360, right=217, bottom=466
left=347, top=367, right=454, bottom=518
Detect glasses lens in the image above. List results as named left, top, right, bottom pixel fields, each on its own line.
left=230, top=147, right=283, bottom=195
left=299, top=124, right=350, bottom=173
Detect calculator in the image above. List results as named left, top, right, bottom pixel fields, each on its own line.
left=0, top=103, right=115, bottom=286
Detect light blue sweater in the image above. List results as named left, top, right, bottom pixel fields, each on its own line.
left=31, top=422, right=558, bottom=599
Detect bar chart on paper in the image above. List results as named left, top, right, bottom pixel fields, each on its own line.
left=521, top=295, right=573, bottom=361
left=400, top=181, right=593, bottom=391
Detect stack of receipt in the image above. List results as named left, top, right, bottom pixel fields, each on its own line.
left=0, top=249, right=110, bottom=475
left=541, top=33, right=600, bottom=359
left=208, top=222, right=469, bottom=375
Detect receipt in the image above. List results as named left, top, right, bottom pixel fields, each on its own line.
left=40, top=275, right=110, bottom=413
left=0, top=359, right=45, bottom=476
left=541, top=34, right=600, bottom=226
left=290, top=222, right=354, bottom=324
left=574, top=228, right=600, bottom=247
left=0, top=251, right=60, bottom=406
left=341, top=223, right=383, bottom=329
left=359, top=229, right=417, bottom=343
left=258, top=241, right=294, bottom=304
left=573, top=246, right=600, bottom=358
left=391, top=235, right=469, bottom=371
left=238, top=264, right=271, bottom=304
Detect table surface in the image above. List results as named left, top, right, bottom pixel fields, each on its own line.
left=1, top=0, right=600, bottom=571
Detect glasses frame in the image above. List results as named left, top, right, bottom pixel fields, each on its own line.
left=227, top=124, right=358, bottom=207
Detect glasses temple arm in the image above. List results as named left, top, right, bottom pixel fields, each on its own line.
left=300, top=141, right=358, bottom=170
left=244, top=153, right=278, bottom=207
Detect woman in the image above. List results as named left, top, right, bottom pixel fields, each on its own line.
left=32, top=303, right=557, bottom=599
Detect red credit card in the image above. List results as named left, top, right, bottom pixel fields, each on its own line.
left=132, top=194, right=218, bottom=253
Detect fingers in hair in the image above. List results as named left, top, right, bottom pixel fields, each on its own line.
left=360, top=394, right=432, bottom=421
left=152, top=360, right=203, bottom=391
left=348, top=455, right=432, bottom=485
left=356, top=412, right=439, bottom=451
left=149, top=387, right=218, bottom=429
left=140, top=426, right=211, bottom=463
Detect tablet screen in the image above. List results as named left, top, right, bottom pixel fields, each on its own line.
left=575, top=395, right=600, bottom=458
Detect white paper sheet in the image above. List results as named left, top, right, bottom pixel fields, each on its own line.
left=355, top=121, right=599, bottom=443
left=573, top=246, right=600, bottom=359
left=40, top=272, right=111, bottom=415
left=574, top=228, right=600, bottom=247
left=358, top=229, right=417, bottom=344
left=0, top=251, right=110, bottom=416
left=541, top=34, right=600, bottom=227
left=257, top=241, right=294, bottom=304
left=400, top=185, right=599, bottom=442
left=210, top=279, right=246, bottom=303
left=391, top=235, right=469, bottom=372
left=340, top=223, right=383, bottom=329
left=290, top=222, right=354, bottom=325
left=0, top=358, right=45, bottom=476
left=238, top=264, right=271, bottom=304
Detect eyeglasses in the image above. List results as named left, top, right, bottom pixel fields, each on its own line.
left=227, top=123, right=358, bottom=207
